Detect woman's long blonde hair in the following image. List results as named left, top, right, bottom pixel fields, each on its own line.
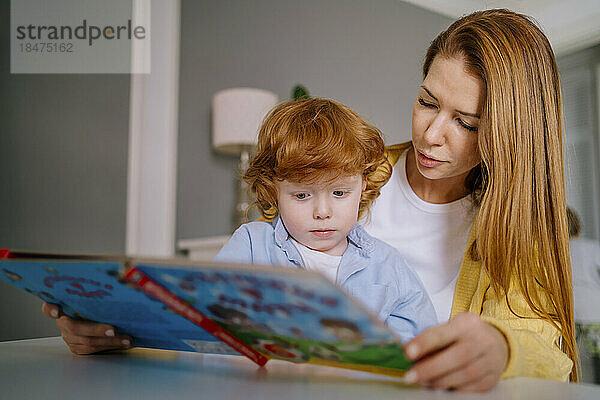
left=424, top=9, right=577, bottom=380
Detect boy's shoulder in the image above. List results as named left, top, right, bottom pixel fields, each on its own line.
left=233, top=220, right=277, bottom=238
left=215, top=219, right=281, bottom=264
left=239, top=219, right=276, bottom=230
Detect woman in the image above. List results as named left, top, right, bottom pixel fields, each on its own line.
left=364, top=8, right=576, bottom=389
left=42, top=9, right=577, bottom=391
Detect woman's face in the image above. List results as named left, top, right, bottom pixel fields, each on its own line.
left=411, top=55, right=483, bottom=181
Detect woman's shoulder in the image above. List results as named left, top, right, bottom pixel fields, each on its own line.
left=385, top=141, right=412, bottom=166
left=367, top=142, right=410, bottom=188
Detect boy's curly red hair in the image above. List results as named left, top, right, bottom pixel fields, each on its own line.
left=244, top=98, right=391, bottom=220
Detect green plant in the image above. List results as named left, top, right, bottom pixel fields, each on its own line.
left=292, top=85, right=310, bottom=101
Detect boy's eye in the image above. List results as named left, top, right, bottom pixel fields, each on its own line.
left=333, top=190, right=345, bottom=197
left=295, top=193, right=309, bottom=199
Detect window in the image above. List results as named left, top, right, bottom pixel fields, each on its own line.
left=560, top=45, right=600, bottom=240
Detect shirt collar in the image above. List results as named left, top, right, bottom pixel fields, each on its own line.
left=273, top=216, right=289, bottom=246
left=347, top=223, right=374, bottom=258
left=273, top=216, right=304, bottom=266
left=337, top=224, right=373, bottom=285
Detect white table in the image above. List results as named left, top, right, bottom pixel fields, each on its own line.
left=2, top=337, right=600, bottom=400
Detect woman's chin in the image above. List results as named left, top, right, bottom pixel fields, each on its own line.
left=415, top=164, right=447, bottom=181
left=416, top=163, right=472, bottom=183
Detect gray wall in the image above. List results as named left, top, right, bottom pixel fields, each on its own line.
left=176, top=0, right=453, bottom=240
left=0, top=0, right=130, bottom=340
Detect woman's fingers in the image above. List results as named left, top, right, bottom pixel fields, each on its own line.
left=41, top=302, right=61, bottom=319
left=427, top=353, right=492, bottom=390
left=407, top=338, right=481, bottom=384
left=454, top=368, right=500, bottom=392
left=403, top=312, right=508, bottom=392
left=404, top=312, right=475, bottom=361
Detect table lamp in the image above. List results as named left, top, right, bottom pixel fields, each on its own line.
left=212, top=88, right=279, bottom=229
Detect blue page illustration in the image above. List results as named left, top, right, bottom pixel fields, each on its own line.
left=136, top=262, right=411, bottom=373
left=0, top=260, right=235, bottom=354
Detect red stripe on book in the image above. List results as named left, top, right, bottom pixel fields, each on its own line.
left=124, top=266, right=269, bottom=367
left=0, top=249, right=11, bottom=259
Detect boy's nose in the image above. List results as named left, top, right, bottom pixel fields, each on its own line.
left=313, top=199, right=332, bottom=220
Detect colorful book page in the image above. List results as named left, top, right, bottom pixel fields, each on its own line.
left=0, top=260, right=235, bottom=354
left=135, top=262, right=411, bottom=374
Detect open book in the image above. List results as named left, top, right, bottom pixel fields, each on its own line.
left=0, top=250, right=411, bottom=377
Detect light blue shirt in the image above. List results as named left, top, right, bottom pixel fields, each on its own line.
left=213, top=217, right=437, bottom=342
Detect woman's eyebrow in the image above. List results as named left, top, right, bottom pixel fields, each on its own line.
left=457, top=109, right=480, bottom=118
left=421, top=85, right=480, bottom=118
left=421, top=85, right=438, bottom=101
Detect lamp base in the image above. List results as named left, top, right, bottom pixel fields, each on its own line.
left=233, top=149, right=259, bottom=230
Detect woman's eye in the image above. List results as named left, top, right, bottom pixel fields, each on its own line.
left=418, top=98, right=437, bottom=108
left=333, top=190, right=345, bottom=197
left=457, top=118, right=478, bottom=132
left=295, top=193, right=308, bottom=200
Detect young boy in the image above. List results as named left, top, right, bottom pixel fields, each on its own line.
left=214, top=98, right=436, bottom=342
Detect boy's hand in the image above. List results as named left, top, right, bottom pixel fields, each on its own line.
left=42, top=302, right=133, bottom=354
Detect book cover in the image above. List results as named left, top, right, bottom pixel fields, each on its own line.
left=0, top=252, right=235, bottom=355
left=1, top=251, right=411, bottom=377
left=124, top=265, right=268, bottom=365
left=133, top=260, right=411, bottom=376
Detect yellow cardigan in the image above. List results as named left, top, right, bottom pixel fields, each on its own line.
left=384, top=143, right=572, bottom=381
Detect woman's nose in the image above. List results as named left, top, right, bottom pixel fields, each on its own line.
left=423, top=113, right=447, bottom=146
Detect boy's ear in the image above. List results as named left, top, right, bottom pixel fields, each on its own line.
left=362, top=177, right=367, bottom=191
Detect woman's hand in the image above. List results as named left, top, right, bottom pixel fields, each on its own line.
left=403, top=312, right=509, bottom=392
left=42, top=302, right=132, bottom=355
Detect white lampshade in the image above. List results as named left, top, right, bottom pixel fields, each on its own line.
left=212, top=88, right=279, bottom=155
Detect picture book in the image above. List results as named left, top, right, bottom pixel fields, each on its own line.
left=0, top=250, right=238, bottom=356
left=0, top=250, right=412, bottom=377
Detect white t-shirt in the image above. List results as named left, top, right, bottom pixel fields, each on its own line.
left=291, top=238, right=342, bottom=283
left=363, top=150, right=477, bottom=322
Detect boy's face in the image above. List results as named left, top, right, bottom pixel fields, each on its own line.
left=276, top=174, right=365, bottom=256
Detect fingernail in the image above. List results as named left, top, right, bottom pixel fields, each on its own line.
left=406, top=344, right=419, bottom=359
left=404, top=370, right=418, bottom=384
left=50, top=309, right=58, bottom=318
left=122, top=339, right=131, bottom=347
left=105, top=329, right=115, bottom=337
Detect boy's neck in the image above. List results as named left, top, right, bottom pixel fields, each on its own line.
left=292, top=236, right=348, bottom=257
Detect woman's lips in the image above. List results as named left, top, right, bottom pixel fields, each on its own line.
left=311, top=230, right=335, bottom=238
left=417, top=151, right=445, bottom=168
